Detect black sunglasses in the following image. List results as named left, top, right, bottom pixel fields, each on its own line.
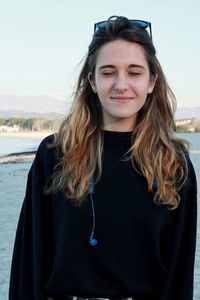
left=94, top=17, right=152, bottom=40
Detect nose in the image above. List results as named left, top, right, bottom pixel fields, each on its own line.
left=114, top=73, right=128, bottom=92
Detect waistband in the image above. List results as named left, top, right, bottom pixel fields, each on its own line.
left=46, top=296, right=137, bottom=300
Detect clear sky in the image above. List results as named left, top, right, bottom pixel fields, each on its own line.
left=0, top=0, right=199, bottom=107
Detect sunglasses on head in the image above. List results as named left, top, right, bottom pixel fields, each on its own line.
left=94, top=17, right=152, bottom=40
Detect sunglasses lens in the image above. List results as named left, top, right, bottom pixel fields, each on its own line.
left=94, top=19, right=151, bottom=39
left=96, top=21, right=107, bottom=29
left=130, top=20, right=148, bottom=29
left=95, top=20, right=149, bottom=31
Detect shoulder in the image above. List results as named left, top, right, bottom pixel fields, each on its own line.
left=37, top=133, right=55, bottom=151
left=173, top=140, right=197, bottom=192
left=176, top=151, right=197, bottom=214
left=183, top=151, right=197, bottom=192
left=32, top=133, right=58, bottom=177
left=184, top=151, right=194, bottom=170
left=36, top=134, right=56, bottom=157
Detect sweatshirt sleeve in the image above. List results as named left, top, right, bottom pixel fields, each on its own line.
left=159, top=155, right=198, bottom=300
left=9, top=135, right=56, bottom=300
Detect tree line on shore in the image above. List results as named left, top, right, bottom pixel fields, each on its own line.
left=0, top=116, right=200, bottom=132
left=176, top=118, right=200, bottom=133
left=0, top=117, right=55, bottom=131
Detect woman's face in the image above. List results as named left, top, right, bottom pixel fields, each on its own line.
left=88, top=39, right=157, bottom=131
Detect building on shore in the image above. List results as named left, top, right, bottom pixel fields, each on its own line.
left=175, top=118, right=200, bottom=132
left=0, top=125, right=20, bottom=132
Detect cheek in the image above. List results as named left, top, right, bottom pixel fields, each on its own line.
left=96, top=79, right=112, bottom=95
left=133, top=79, right=151, bottom=95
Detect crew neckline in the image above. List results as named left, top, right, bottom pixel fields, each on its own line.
left=103, top=130, right=134, bottom=140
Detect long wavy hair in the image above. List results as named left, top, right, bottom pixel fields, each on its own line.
left=50, top=16, right=189, bottom=210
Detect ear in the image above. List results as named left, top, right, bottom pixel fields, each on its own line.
left=147, top=74, right=158, bottom=94
left=88, top=72, right=97, bottom=93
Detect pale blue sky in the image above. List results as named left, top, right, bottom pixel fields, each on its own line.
left=0, top=0, right=200, bottom=107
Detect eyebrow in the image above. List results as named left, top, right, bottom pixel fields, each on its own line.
left=129, top=64, right=145, bottom=69
left=99, top=64, right=145, bottom=70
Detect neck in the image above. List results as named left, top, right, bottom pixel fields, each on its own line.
left=102, top=115, right=136, bottom=132
left=103, top=122, right=135, bottom=132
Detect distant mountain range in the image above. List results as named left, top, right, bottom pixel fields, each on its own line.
left=175, top=107, right=200, bottom=120
left=0, top=94, right=69, bottom=118
left=0, top=94, right=199, bottom=120
left=0, top=109, right=61, bottom=119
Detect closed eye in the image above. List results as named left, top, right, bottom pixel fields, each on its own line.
left=102, top=72, right=115, bottom=75
left=129, top=72, right=142, bottom=76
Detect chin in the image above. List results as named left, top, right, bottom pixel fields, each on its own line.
left=115, top=112, right=138, bottom=119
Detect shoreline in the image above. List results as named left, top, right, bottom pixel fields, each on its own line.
left=0, top=151, right=36, bottom=164
left=0, top=131, right=53, bottom=139
left=0, top=131, right=53, bottom=163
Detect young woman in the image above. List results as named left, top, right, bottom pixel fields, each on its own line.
left=9, top=16, right=197, bottom=300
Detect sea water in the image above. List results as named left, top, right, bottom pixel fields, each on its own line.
left=0, top=136, right=42, bottom=156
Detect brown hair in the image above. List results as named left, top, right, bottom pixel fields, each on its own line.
left=51, top=16, right=189, bottom=210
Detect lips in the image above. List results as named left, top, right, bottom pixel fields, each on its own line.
left=110, top=96, right=134, bottom=102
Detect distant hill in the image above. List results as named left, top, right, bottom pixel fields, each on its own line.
left=175, top=107, right=200, bottom=120
left=0, top=109, right=61, bottom=119
left=0, top=94, right=69, bottom=117
left=0, top=93, right=199, bottom=120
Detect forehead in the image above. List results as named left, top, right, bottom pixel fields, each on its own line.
left=95, top=39, right=148, bottom=68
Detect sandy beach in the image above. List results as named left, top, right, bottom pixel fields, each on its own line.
left=0, top=131, right=53, bottom=139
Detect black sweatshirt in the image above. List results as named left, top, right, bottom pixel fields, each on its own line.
left=9, top=131, right=197, bottom=300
